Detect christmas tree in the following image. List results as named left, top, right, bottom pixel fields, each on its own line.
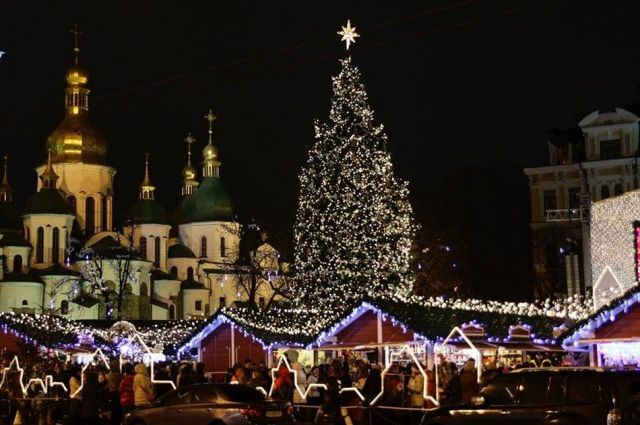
left=293, top=56, right=416, bottom=309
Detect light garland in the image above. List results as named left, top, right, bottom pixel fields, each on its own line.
left=590, top=191, right=640, bottom=308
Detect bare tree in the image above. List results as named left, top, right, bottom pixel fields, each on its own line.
left=219, top=220, right=293, bottom=310
left=78, top=225, right=141, bottom=320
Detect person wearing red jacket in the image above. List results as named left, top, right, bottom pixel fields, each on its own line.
left=119, top=363, right=136, bottom=417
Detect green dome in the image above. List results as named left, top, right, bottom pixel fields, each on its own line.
left=180, top=177, right=234, bottom=224
left=0, top=231, right=30, bottom=248
left=126, top=199, right=168, bottom=225
left=23, top=189, right=74, bottom=215
left=168, top=243, right=196, bottom=259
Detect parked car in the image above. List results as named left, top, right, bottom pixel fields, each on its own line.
left=124, top=383, right=296, bottom=425
left=421, top=368, right=640, bottom=425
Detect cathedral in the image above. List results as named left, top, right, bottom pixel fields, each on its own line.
left=0, top=39, right=281, bottom=321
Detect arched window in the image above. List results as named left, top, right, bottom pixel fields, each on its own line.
left=187, top=267, right=194, bottom=280
left=67, top=196, right=77, bottom=213
left=21, top=299, right=28, bottom=306
left=139, top=236, right=147, bottom=260
left=170, top=266, right=178, bottom=277
left=200, top=236, right=207, bottom=258
left=85, top=197, right=95, bottom=235
left=52, top=227, right=60, bottom=264
left=614, top=183, right=624, bottom=196
left=13, top=255, right=22, bottom=273
left=61, top=300, right=69, bottom=315
left=169, top=304, right=176, bottom=320
left=601, top=185, right=610, bottom=200
left=140, top=282, right=148, bottom=297
left=101, top=196, right=108, bottom=232
left=220, top=237, right=226, bottom=258
left=154, top=237, right=161, bottom=267
left=36, top=227, right=44, bottom=263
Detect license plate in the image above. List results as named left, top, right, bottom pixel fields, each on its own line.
left=266, top=411, right=282, bottom=418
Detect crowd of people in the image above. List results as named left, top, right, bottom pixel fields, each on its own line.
left=0, top=350, right=575, bottom=425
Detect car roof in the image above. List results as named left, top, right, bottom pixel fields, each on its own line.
left=509, top=367, right=605, bottom=373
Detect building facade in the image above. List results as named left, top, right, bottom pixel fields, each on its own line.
left=0, top=41, right=283, bottom=321
left=524, top=108, right=640, bottom=297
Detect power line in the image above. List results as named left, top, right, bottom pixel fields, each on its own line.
left=1, top=1, right=538, bottom=135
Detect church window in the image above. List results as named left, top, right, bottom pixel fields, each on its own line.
left=170, top=266, right=178, bottom=277
left=195, top=300, right=202, bottom=311
left=219, top=297, right=226, bottom=308
left=169, top=304, right=175, bottom=320
left=200, top=236, right=207, bottom=258
left=139, top=237, right=147, bottom=260
left=68, top=196, right=77, bottom=213
left=36, top=227, right=44, bottom=263
left=21, top=299, right=28, bottom=306
left=614, top=183, right=624, bottom=196
left=13, top=255, right=22, bottom=273
left=154, top=237, right=161, bottom=267
left=85, top=197, right=95, bottom=235
left=259, top=296, right=265, bottom=309
left=220, top=237, right=226, bottom=257
left=187, top=267, right=194, bottom=280
left=25, top=227, right=30, bottom=244
left=101, top=196, right=108, bottom=232
left=140, top=282, right=148, bottom=297
left=601, top=185, right=610, bottom=200
left=61, top=300, right=69, bottom=315
left=52, top=227, right=60, bottom=264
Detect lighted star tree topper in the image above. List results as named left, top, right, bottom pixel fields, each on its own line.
left=293, top=48, right=416, bottom=309
left=337, top=19, right=360, bottom=50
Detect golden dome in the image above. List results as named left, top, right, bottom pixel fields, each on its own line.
left=46, top=64, right=107, bottom=165
left=66, top=65, right=88, bottom=86
left=47, top=114, right=107, bottom=164
left=182, top=162, right=197, bottom=181
left=202, top=142, right=219, bottom=161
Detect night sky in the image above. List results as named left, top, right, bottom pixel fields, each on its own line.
left=1, top=1, right=639, bottom=300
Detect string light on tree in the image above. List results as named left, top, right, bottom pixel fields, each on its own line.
left=293, top=51, right=416, bottom=310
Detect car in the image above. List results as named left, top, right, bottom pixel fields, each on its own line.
left=124, top=383, right=296, bottom=425
left=421, top=368, right=640, bottom=425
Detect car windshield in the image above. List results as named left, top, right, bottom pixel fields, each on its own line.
left=215, top=385, right=266, bottom=403
left=481, top=375, right=519, bottom=405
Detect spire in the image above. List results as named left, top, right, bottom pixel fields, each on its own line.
left=139, top=153, right=155, bottom=200
left=65, top=23, right=90, bottom=116
left=182, top=132, right=199, bottom=196
left=40, top=149, right=59, bottom=190
left=70, top=22, right=82, bottom=65
left=202, top=108, right=221, bottom=178
left=0, top=156, right=12, bottom=203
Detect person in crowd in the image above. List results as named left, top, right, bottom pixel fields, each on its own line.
left=272, top=365, right=293, bottom=402
left=306, top=366, right=321, bottom=405
left=406, top=364, right=425, bottom=408
left=541, top=359, right=552, bottom=367
left=291, top=362, right=307, bottom=404
left=119, top=363, right=135, bottom=418
left=229, top=363, right=245, bottom=385
left=153, top=367, right=173, bottom=399
left=81, top=372, right=100, bottom=425
left=383, top=362, right=403, bottom=407
left=68, top=366, right=82, bottom=425
left=193, top=362, right=207, bottom=384
left=105, top=362, right=121, bottom=425
left=441, top=362, right=461, bottom=405
left=460, top=359, right=479, bottom=404
left=133, top=363, right=153, bottom=409
left=177, top=364, right=193, bottom=388
left=249, top=368, right=268, bottom=389
left=96, top=371, right=111, bottom=423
